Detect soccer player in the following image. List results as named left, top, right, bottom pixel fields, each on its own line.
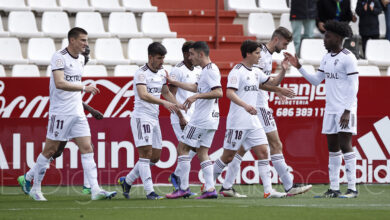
left=167, top=41, right=201, bottom=194
left=213, top=40, right=295, bottom=198
left=284, top=20, right=359, bottom=198
left=216, top=27, right=312, bottom=197
left=165, top=41, right=223, bottom=199
left=118, top=42, right=183, bottom=200
left=17, top=27, right=116, bottom=201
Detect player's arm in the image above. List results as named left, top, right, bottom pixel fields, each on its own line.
left=165, top=72, right=197, bottom=92
left=82, top=102, right=103, bottom=120
left=340, top=60, right=359, bottom=129
left=260, top=84, right=295, bottom=98
left=183, top=87, right=223, bottom=109
left=53, top=70, right=100, bottom=94
left=226, top=88, right=257, bottom=115
left=284, top=52, right=325, bottom=86
left=265, top=57, right=289, bottom=86
left=137, top=84, right=179, bottom=113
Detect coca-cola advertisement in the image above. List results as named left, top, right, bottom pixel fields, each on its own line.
left=0, top=77, right=389, bottom=186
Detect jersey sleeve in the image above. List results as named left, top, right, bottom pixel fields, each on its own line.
left=134, top=70, right=147, bottom=85
left=344, top=55, right=359, bottom=110
left=257, top=68, right=270, bottom=84
left=207, top=68, right=222, bottom=90
left=227, top=68, right=240, bottom=90
left=345, top=55, right=359, bottom=76
left=50, top=52, right=65, bottom=71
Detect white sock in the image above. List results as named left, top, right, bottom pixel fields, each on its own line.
left=188, top=150, right=197, bottom=160
left=83, top=170, right=90, bottom=188
left=258, top=159, right=272, bottom=194
left=200, top=160, right=214, bottom=191
left=177, top=155, right=191, bottom=190
left=222, top=154, right=242, bottom=189
left=25, top=166, right=35, bottom=182
left=344, top=152, right=357, bottom=191
left=271, top=154, right=293, bottom=191
left=213, top=158, right=227, bottom=182
left=329, top=151, right=342, bottom=191
left=138, top=158, right=154, bottom=195
left=31, top=154, right=50, bottom=192
left=81, top=153, right=100, bottom=193
left=126, top=162, right=140, bottom=185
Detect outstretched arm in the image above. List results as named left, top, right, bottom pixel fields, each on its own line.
left=226, top=88, right=257, bottom=115
left=284, top=52, right=325, bottom=86
left=166, top=72, right=198, bottom=92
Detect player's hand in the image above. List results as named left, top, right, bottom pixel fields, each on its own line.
left=284, top=52, right=301, bottom=69
left=339, top=110, right=350, bottom=129
left=275, top=92, right=287, bottom=103
left=84, top=85, right=100, bottom=95
left=281, top=57, right=289, bottom=71
left=183, top=94, right=198, bottom=109
left=164, top=70, right=175, bottom=84
left=90, top=109, right=103, bottom=120
left=318, top=21, right=325, bottom=32
left=179, top=117, right=188, bottom=130
left=163, top=101, right=179, bottom=113
left=244, top=104, right=257, bottom=115
left=279, top=87, right=296, bottom=98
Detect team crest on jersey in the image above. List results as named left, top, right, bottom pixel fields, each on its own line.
left=247, top=76, right=250, bottom=80
left=55, top=59, right=64, bottom=68
left=232, top=142, right=236, bottom=147
left=186, top=74, right=189, bottom=78
left=334, top=59, right=339, bottom=66
left=54, top=131, right=59, bottom=137
left=138, top=73, right=145, bottom=81
left=145, top=136, right=149, bottom=143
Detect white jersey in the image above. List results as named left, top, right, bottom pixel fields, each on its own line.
left=226, top=64, right=269, bottom=129
left=189, top=63, right=221, bottom=130
left=169, top=61, right=201, bottom=124
left=49, top=48, right=85, bottom=116
left=319, top=48, right=359, bottom=114
left=132, top=64, right=167, bottom=120
left=256, top=44, right=273, bottom=108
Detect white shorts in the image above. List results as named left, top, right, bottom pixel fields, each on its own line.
left=130, top=117, right=162, bottom=149
left=257, top=106, right=277, bottom=133
left=322, top=112, right=357, bottom=135
left=223, top=128, right=268, bottom=151
left=181, top=124, right=216, bottom=148
left=46, top=115, right=91, bottom=141
left=171, top=123, right=184, bottom=142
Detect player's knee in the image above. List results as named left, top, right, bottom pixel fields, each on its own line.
left=270, top=140, right=283, bottom=154
left=150, top=157, right=160, bottom=164
left=256, top=148, right=269, bottom=160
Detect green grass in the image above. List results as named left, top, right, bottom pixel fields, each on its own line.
left=1, top=184, right=390, bottom=220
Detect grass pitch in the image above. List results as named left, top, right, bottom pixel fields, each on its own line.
left=1, top=184, right=389, bottom=220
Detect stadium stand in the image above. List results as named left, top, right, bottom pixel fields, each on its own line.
left=127, top=38, right=153, bottom=65
left=226, top=0, right=262, bottom=14
left=42, top=12, right=71, bottom=38
left=365, top=39, right=390, bottom=67
left=59, top=0, right=94, bottom=12
left=27, top=0, right=61, bottom=12
left=0, top=15, right=9, bottom=37
left=83, top=65, right=108, bottom=77
left=0, top=38, right=28, bottom=65
left=114, top=65, right=139, bottom=76
left=27, top=38, right=56, bottom=65
left=75, top=12, right=111, bottom=38
left=90, top=0, right=125, bottom=13
left=94, top=38, right=130, bottom=65
left=141, top=12, right=177, bottom=38
left=248, top=13, right=275, bottom=40
left=162, top=38, right=186, bottom=65
left=108, top=12, right=143, bottom=38
left=122, top=0, right=157, bottom=12
left=288, top=65, right=315, bottom=77
left=379, top=13, right=386, bottom=39
left=12, top=64, right=40, bottom=77
left=0, top=0, right=29, bottom=12
left=258, top=0, right=289, bottom=14
left=357, top=65, right=381, bottom=76
left=300, top=39, right=328, bottom=65
left=279, top=13, right=292, bottom=32
left=8, top=11, right=43, bottom=37
left=0, top=65, right=5, bottom=76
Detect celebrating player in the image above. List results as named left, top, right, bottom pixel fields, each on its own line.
left=17, top=27, right=116, bottom=201
left=285, top=20, right=359, bottom=198
left=165, top=41, right=223, bottom=199
left=117, top=42, right=183, bottom=200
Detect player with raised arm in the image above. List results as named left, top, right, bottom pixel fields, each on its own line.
left=213, top=40, right=295, bottom=198
left=165, top=41, right=223, bottom=199
left=117, top=42, right=183, bottom=200
left=167, top=41, right=201, bottom=195
left=285, top=20, right=359, bottom=198
left=215, top=27, right=312, bottom=197
left=17, top=27, right=116, bottom=201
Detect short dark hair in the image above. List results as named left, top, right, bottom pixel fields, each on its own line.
left=272, top=26, right=292, bottom=42
left=324, top=20, right=352, bottom=38
left=182, top=41, right=195, bottom=53
left=240, top=40, right=260, bottom=58
left=148, top=42, right=167, bottom=56
left=67, top=27, right=88, bottom=41
left=190, top=41, right=209, bottom=56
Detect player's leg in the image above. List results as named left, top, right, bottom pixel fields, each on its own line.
left=338, top=132, right=358, bottom=198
